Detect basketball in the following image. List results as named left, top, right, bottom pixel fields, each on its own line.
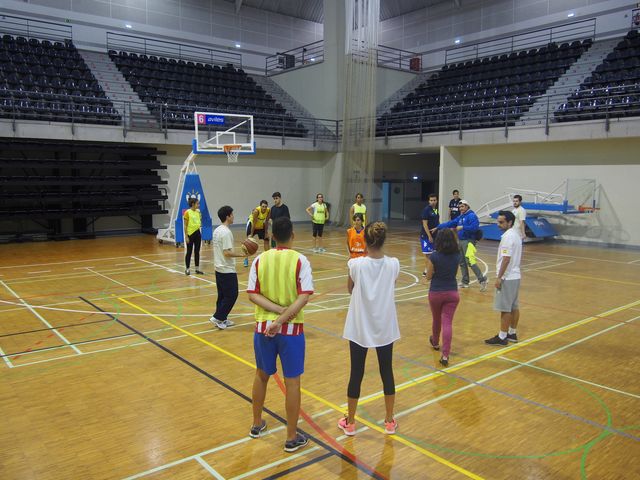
left=241, top=237, right=259, bottom=255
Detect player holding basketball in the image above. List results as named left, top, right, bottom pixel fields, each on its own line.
left=338, top=222, right=400, bottom=436
left=349, top=193, right=367, bottom=226
left=183, top=198, right=203, bottom=276
left=420, top=194, right=440, bottom=277
left=210, top=206, right=248, bottom=330
left=244, top=200, right=271, bottom=266
left=247, top=217, right=314, bottom=453
left=306, top=193, right=329, bottom=253
left=346, top=213, right=366, bottom=258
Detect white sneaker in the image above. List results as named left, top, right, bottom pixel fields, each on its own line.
left=224, top=319, right=235, bottom=327
left=319, top=247, right=326, bottom=252
left=210, top=316, right=226, bottom=330
left=458, top=282, right=470, bottom=289
left=312, top=247, right=318, bottom=253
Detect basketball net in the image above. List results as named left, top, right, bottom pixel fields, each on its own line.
left=223, top=144, right=241, bottom=163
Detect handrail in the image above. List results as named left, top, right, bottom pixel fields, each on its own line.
left=106, top=32, right=242, bottom=68
left=265, top=40, right=324, bottom=76
left=376, top=44, right=421, bottom=72
left=445, top=18, right=596, bottom=64
left=0, top=14, right=73, bottom=42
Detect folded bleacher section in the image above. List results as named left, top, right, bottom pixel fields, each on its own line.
left=0, top=139, right=167, bottom=240
left=0, top=34, right=119, bottom=125
left=555, top=30, right=640, bottom=122
left=378, top=40, right=591, bottom=136
left=109, top=50, right=307, bottom=137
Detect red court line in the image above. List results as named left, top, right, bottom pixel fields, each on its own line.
left=272, top=373, right=389, bottom=480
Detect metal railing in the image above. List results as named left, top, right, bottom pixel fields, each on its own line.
left=0, top=89, right=339, bottom=143
left=106, top=32, right=242, bottom=68
left=445, top=18, right=597, bottom=64
left=0, top=14, right=73, bottom=42
left=265, top=40, right=324, bottom=76
left=375, top=85, right=640, bottom=141
left=376, top=44, right=421, bottom=72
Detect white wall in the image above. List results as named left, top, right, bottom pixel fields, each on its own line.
left=2, top=0, right=323, bottom=73
left=453, top=138, right=640, bottom=247
left=376, top=68, right=416, bottom=106
left=381, top=0, right=635, bottom=67
left=154, top=145, right=335, bottom=229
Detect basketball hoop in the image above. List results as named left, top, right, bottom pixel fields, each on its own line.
left=223, top=144, right=242, bottom=163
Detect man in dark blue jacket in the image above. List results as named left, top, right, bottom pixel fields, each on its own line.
left=435, top=199, right=487, bottom=290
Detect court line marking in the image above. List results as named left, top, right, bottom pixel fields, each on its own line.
left=194, top=457, right=225, bottom=480
left=27, top=270, right=51, bottom=274
left=122, top=408, right=344, bottom=480
left=229, top=447, right=321, bottom=480
left=0, top=345, right=14, bottom=368
left=386, top=316, right=640, bottom=443
left=627, top=258, right=640, bottom=264
left=356, top=298, right=640, bottom=406
left=118, top=297, right=483, bottom=480
left=542, top=270, right=640, bottom=287
left=0, top=280, right=82, bottom=355
left=82, top=298, right=386, bottom=480
left=85, top=268, right=164, bottom=303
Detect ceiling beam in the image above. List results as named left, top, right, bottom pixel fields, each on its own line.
left=235, top=0, right=243, bottom=14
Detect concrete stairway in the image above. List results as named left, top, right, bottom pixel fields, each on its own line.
left=79, top=50, right=158, bottom=131
left=519, top=37, right=621, bottom=126
left=250, top=74, right=336, bottom=139
left=376, top=71, right=435, bottom=116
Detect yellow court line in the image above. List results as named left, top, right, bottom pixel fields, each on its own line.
left=359, top=298, right=640, bottom=406
left=118, top=297, right=484, bottom=480
left=542, top=270, right=640, bottom=286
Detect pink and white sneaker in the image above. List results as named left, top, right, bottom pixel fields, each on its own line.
left=338, top=416, right=356, bottom=436
left=384, top=418, right=398, bottom=435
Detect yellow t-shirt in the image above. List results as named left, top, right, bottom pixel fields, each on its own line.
left=311, top=202, right=327, bottom=224
left=352, top=203, right=367, bottom=225
left=183, top=209, right=201, bottom=236
left=249, top=207, right=270, bottom=230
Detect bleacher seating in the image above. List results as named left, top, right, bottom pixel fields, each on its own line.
left=555, top=30, right=640, bottom=122
left=109, top=50, right=307, bottom=137
left=0, top=34, right=119, bottom=124
left=0, top=139, right=167, bottom=239
left=378, top=40, right=591, bottom=135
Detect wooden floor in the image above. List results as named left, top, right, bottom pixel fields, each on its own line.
left=1, top=224, right=639, bottom=480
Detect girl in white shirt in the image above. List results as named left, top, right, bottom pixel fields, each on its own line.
left=338, top=222, right=400, bottom=436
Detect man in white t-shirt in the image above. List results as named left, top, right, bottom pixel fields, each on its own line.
left=210, top=205, right=249, bottom=330
left=512, top=194, right=527, bottom=241
left=485, top=210, right=522, bottom=346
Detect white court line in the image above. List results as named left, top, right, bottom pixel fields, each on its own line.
left=0, top=280, right=82, bottom=355
left=0, top=345, right=14, bottom=368
left=194, top=457, right=225, bottom=480
left=229, top=447, right=321, bottom=480
left=85, top=268, right=163, bottom=303
left=393, top=313, right=640, bottom=421
left=115, top=262, right=136, bottom=266
left=628, top=259, right=640, bottom=265
left=132, top=256, right=217, bottom=287
left=522, top=260, right=574, bottom=272
left=0, top=251, right=185, bottom=270
left=74, top=266, right=95, bottom=270
left=27, top=270, right=50, bottom=274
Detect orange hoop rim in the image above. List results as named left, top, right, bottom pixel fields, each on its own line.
left=223, top=144, right=242, bottom=153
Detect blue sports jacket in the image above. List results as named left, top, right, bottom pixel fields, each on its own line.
left=437, top=210, right=480, bottom=241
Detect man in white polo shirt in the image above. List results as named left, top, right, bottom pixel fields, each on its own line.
left=485, top=210, right=522, bottom=346
left=512, top=194, right=527, bottom=241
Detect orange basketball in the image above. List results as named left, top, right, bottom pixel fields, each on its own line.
left=241, top=237, right=259, bottom=255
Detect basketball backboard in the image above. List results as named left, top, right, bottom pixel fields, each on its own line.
left=193, top=112, right=255, bottom=158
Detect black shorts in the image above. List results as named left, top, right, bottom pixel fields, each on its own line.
left=312, top=222, right=324, bottom=237
left=246, top=224, right=268, bottom=240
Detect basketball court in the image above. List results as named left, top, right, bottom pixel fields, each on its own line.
left=1, top=226, right=639, bottom=479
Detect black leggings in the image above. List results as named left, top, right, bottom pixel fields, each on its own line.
left=347, top=341, right=395, bottom=398
left=185, top=230, right=201, bottom=268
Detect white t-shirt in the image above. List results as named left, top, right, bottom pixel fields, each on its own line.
left=343, top=256, right=401, bottom=348
left=496, top=228, right=522, bottom=280
left=212, top=224, right=235, bottom=273
left=513, top=206, right=527, bottom=238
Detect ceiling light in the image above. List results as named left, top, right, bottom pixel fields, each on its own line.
left=454, top=39, right=461, bottom=44
left=399, top=152, right=418, bottom=156
left=567, top=12, right=575, bottom=18
left=125, top=24, right=132, bottom=28
left=412, top=176, right=419, bottom=180
left=235, top=43, right=241, bottom=48
left=310, top=58, right=315, bottom=62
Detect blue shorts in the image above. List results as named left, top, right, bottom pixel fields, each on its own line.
left=420, top=236, right=434, bottom=254
left=254, top=332, right=305, bottom=378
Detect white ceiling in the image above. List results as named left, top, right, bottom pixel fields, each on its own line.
left=225, top=0, right=462, bottom=23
